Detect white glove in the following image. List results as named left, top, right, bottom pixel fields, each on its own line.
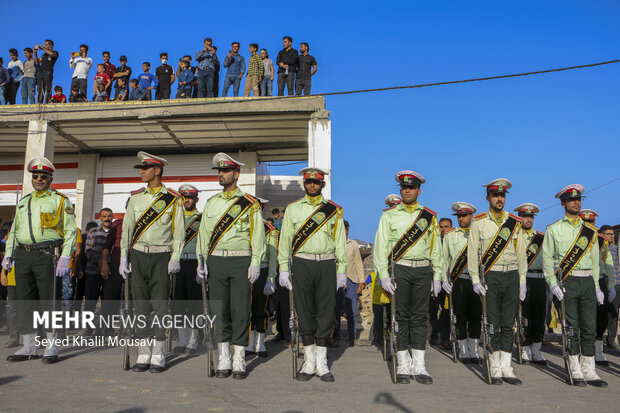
left=279, top=271, right=292, bottom=291
left=1, top=256, right=14, bottom=271
left=596, top=289, right=604, bottom=305
left=380, top=277, right=395, bottom=295
left=119, top=256, right=131, bottom=280
left=263, top=281, right=276, bottom=295
left=519, top=283, right=527, bottom=301
left=336, top=273, right=347, bottom=290
left=432, top=279, right=441, bottom=296
left=248, top=266, right=260, bottom=284
left=167, top=260, right=180, bottom=274
left=442, top=281, right=452, bottom=294
left=550, top=284, right=564, bottom=301
left=609, top=287, right=617, bottom=303
left=196, top=262, right=208, bottom=283
left=473, top=283, right=487, bottom=296
left=55, top=256, right=71, bottom=278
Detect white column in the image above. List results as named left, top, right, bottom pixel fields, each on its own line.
left=75, top=153, right=99, bottom=229
left=237, top=151, right=257, bottom=196
left=22, top=120, right=57, bottom=194
left=308, top=110, right=332, bottom=199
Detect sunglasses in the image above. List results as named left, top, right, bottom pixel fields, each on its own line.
left=32, top=174, right=51, bottom=180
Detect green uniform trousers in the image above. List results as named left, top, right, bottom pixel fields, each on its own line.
left=130, top=250, right=171, bottom=341
left=207, top=255, right=251, bottom=346
left=596, top=275, right=612, bottom=340
left=14, top=245, right=61, bottom=334
left=394, top=264, right=433, bottom=351
left=523, top=277, right=547, bottom=344
left=291, top=257, right=336, bottom=340
left=452, top=277, right=481, bottom=340
left=485, top=270, right=519, bottom=352
left=250, top=267, right=269, bottom=333
left=563, top=276, right=596, bottom=356
left=171, top=259, right=202, bottom=318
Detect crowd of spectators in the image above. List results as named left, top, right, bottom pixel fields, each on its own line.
left=0, top=36, right=318, bottom=105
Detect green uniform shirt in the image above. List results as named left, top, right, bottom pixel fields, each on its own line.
left=182, top=209, right=201, bottom=256
left=196, top=188, right=265, bottom=267
left=373, top=202, right=443, bottom=281
left=263, top=223, right=279, bottom=283
left=467, top=210, right=528, bottom=284
left=277, top=195, right=347, bottom=274
left=599, top=239, right=615, bottom=288
left=541, top=215, right=600, bottom=289
left=6, top=189, right=77, bottom=258
left=120, top=185, right=185, bottom=262
left=441, top=226, right=469, bottom=282
left=522, top=228, right=543, bottom=271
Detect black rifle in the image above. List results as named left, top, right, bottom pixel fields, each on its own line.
left=556, top=268, right=573, bottom=385
left=198, top=237, right=215, bottom=377
left=382, top=305, right=388, bottom=361
left=448, top=287, right=458, bottom=363
left=288, top=255, right=299, bottom=380
left=389, top=253, right=397, bottom=384
left=121, top=249, right=132, bottom=371
left=515, top=301, right=526, bottom=364
left=480, top=263, right=493, bottom=384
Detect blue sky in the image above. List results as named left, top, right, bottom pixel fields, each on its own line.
left=1, top=1, right=619, bottom=241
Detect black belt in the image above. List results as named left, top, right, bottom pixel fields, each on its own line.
left=528, top=269, right=543, bottom=274
left=18, top=240, right=63, bottom=251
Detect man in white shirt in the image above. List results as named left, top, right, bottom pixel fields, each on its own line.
left=69, top=44, right=93, bottom=98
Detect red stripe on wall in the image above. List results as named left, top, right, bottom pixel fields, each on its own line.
left=97, top=176, right=219, bottom=184
left=0, top=183, right=77, bottom=191
left=0, top=163, right=79, bottom=171
left=95, top=213, right=125, bottom=219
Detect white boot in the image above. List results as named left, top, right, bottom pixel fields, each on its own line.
left=521, top=345, right=532, bottom=363
left=410, top=349, right=432, bottom=384
left=315, top=346, right=334, bottom=381
left=245, top=330, right=256, bottom=353
left=500, top=351, right=521, bottom=385
left=186, top=329, right=198, bottom=352
left=396, top=350, right=411, bottom=383
left=136, top=343, right=151, bottom=365
left=568, top=354, right=585, bottom=385
left=150, top=340, right=167, bottom=370
left=43, top=332, right=59, bottom=358
left=489, top=351, right=503, bottom=382
left=530, top=342, right=547, bottom=365
left=217, top=342, right=232, bottom=375
left=256, top=332, right=267, bottom=356
left=467, top=338, right=480, bottom=363
left=457, top=339, right=469, bottom=362
left=594, top=340, right=609, bottom=366
left=581, top=355, right=608, bottom=387
left=232, top=344, right=247, bottom=379
left=297, top=344, right=316, bottom=380
left=13, top=333, right=38, bottom=357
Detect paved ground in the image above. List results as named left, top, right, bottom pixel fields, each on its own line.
left=1, top=328, right=619, bottom=413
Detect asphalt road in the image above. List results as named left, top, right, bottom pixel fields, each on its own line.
left=1, top=329, right=619, bottom=413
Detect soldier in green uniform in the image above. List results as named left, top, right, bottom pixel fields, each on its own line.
left=543, top=185, right=607, bottom=387
left=578, top=209, right=615, bottom=367
left=441, top=202, right=481, bottom=364
left=119, top=152, right=185, bottom=373
left=373, top=170, right=443, bottom=385
left=171, top=184, right=202, bottom=354
left=468, top=178, right=527, bottom=385
left=278, top=167, right=347, bottom=382
left=513, top=203, right=548, bottom=366
left=246, top=197, right=278, bottom=358
left=3, top=157, right=77, bottom=363
left=196, top=153, right=265, bottom=380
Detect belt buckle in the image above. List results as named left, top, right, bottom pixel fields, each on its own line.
left=24, top=244, right=31, bottom=252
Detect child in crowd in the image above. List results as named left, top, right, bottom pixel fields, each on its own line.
left=115, top=78, right=129, bottom=101
left=93, top=83, right=107, bottom=102
left=94, top=64, right=111, bottom=100
left=68, top=85, right=87, bottom=103
left=138, top=62, right=157, bottom=101
left=175, top=60, right=193, bottom=98
left=129, top=79, right=147, bottom=101
left=50, top=86, right=66, bottom=103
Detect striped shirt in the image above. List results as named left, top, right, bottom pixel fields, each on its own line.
left=610, top=243, right=619, bottom=285
left=84, top=226, right=109, bottom=275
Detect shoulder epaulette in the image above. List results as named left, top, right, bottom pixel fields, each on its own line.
left=536, top=230, right=545, bottom=236
left=474, top=212, right=488, bottom=220
left=445, top=227, right=456, bottom=234
left=167, top=188, right=180, bottom=197
left=328, top=200, right=342, bottom=209
left=264, top=221, right=276, bottom=231
left=131, top=187, right=145, bottom=195
left=509, top=213, right=522, bottom=222
left=423, top=206, right=437, bottom=216
left=244, top=193, right=258, bottom=203
left=585, top=222, right=598, bottom=231
left=53, top=189, right=69, bottom=199
left=20, top=193, right=32, bottom=201
left=382, top=205, right=398, bottom=212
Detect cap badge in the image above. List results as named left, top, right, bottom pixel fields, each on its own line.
left=310, top=172, right=315, bottom=179
left=219, top=160, right=225, bottom=168
left=572, top=189, right=578, bottom=196
left=498, top=185, right=503, bottom=191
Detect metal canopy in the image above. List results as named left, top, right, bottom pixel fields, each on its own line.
left=0, top=96, right=327, bottom=161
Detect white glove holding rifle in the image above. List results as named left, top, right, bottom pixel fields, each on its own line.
left=119, top=257, right=131, bottom=280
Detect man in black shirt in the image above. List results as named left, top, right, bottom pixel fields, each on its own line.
left=112, top=55, right=132, bottom=100
left=33, top=40, right=58, bottom=104
left=295, top=43, right=317, bottom=96
left=276, top=36, right=298, bottom=96
left=155, top=52, right=175, bottom=100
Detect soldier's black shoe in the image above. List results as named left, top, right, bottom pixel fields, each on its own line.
left=520, top=360, right=531, bottom=365
left=216, top=369, right=232, bottom=378
left=257, top=351, right=268, bottom=358
left=327, top=340, right=339, bottom=348
left=188, top=348, right=198, bottom=355
left=7, top=354, right=39, bottom=362
left=396, top=374, right=410, bottom=384
left=595, top=360, right=610, bottom=367
left=490, top=377, right=503, bottom=385
left=470, top=357, right=481, bottom=365
left=42, top=355, right=58, bottom=364
left=413, top=374, right=432, bottom=385
left=132, top=363, right=150, bottom=372
left=172, top=346, right=186, bottom=354
left=232, top=371, right=248, bottom=380
left=531, top=359, right=548, bottom=366
left=606, top=339, right=618, bottom=349
left=245, top=350, right=256, bottom=356
left=460, top=358, right=471, bottom=364
left=318, top=372, right=335, bottom=382
left=149, top=365, right=165, bottom=373
left=572, top=378, right=586, bottom=387
left=503, top=377, right=522, bottom=385
left=296, top=372, right=313, bottom=382
left=586, top=379, right=608, bottom=387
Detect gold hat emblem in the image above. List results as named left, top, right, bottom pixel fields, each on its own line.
left=572, top=189, right=578, bottom=196
left=403, top=176, right=410, bottom=183
left=219, top=160, right=225, bottom=167
left=310, top=172, right=315, bottom=179
left=498, top=185, right=503, bottom=191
